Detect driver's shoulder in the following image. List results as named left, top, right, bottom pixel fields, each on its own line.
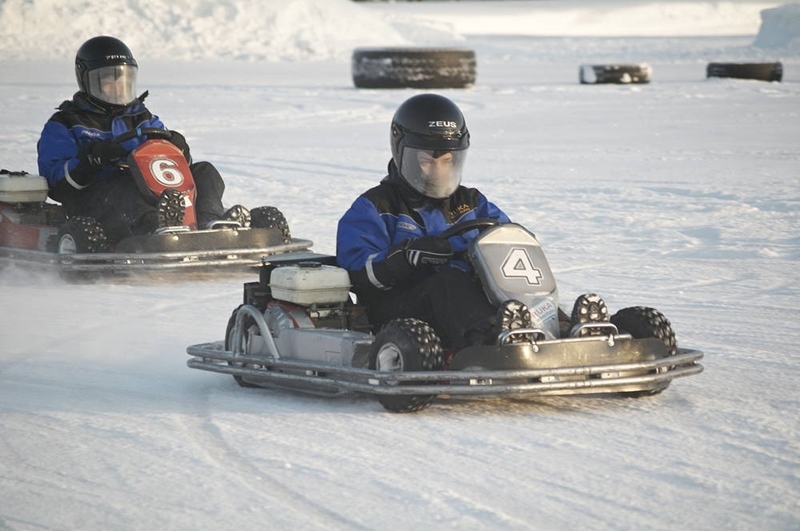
left=453, top=184, right=488, bottom=202
left=361, top=180, right=413, bottom=213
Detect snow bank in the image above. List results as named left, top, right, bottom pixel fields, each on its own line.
left=0, top=0, right=786, bottom=62
left=754, top=2, right=800, bottom=47
left=0, top=0, right=408, bottom=62
left=366, top=0, right=782, bottom=38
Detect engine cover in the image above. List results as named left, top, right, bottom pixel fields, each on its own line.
left=270, top=262, right=351, bottom=305
left=0, top=172, right=48, bottom=203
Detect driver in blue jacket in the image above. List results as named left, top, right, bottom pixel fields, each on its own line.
left=336, top=94, right=522, bottom=349
left=37, top=35, right=248, bottom=243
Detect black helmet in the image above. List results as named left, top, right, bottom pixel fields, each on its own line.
left=390, top=94, right=470, bottom=199
left=75, top=36, right=138, bottom=107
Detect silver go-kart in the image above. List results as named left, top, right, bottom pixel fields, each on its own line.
left=187, top=219, right=703, bottom=412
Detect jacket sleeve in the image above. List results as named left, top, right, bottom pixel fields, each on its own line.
left=336, top=196, right=413, bottom=291
left=37, top=120, right=84, bottom=189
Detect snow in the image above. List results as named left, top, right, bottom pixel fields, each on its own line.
left=756, top=2, right=800, bottom=47
left=1, top=0, right=799, bottom=529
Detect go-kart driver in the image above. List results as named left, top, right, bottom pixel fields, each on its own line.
left=37, top=35, right=248, bottom=243
left=336, top=94, right=516, bottom=349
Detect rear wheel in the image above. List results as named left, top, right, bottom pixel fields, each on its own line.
left=56, top=216, right=107, bottom=281
left=225, top=305, right=262, bottom=388
left=57, top=216, right=107, bottom=254
left=251, top=206, right=291, bottom=243
left=369, top=318, right=444, bottom=413
left=611, top=306, right=677, bottom=397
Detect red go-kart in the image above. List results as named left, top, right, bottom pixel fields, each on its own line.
left=0, top=128, right=313, bottom=279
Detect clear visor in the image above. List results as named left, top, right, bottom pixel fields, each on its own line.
left=86, top=65, right=137, bottom=106
left=399, top=147, right=467, bottom=199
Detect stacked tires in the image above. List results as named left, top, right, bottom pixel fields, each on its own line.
left=580, top=64, right=652, bottom=84
left=706, top=62, right=783, bottom=82
left=352, top=47, right=476, bottom=89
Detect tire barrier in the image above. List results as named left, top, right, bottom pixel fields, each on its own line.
left=706, top=62, right=783, bottom=82
left=580, top=64, right=652, bottom=84
left=352, top=47, right=476, bottom=89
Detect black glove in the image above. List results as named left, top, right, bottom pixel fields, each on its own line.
left=168, top=130, right=192, bottom=163
left=364, top=236, right=453, bottom=290
left=403, top=236, right=453, bottom=267
left=83, top=140, right=128, bottom=167
left=68, top=140, right=128, bottom=187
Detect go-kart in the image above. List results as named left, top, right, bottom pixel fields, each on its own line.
left=0, top=128, right=313, bottom=278
left=186, top=219, right=704, bottom=412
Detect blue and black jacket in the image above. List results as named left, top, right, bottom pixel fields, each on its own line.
left=37, top=91, right=164, bottom=198
left=336, top=160, right=510, bottom=298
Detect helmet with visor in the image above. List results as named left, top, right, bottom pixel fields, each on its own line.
left=75, top=36, right=138, bottom=108
left=390, top=94, right=470, bottom=199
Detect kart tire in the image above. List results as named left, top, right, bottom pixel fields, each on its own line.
left=56, top=216, right=107, bottom=282
left=706, top=62, right=782, bottom=82
left=352, top=47, right=476, bottom=89
left=579, top=64, right=652, bottom=84
left=251, top=206, right=291, bottom=243
left=57, top=216, right=107, bottom=254
left=369, top=318, right=444, bottom=413
left=611, top=306, right=677, bottom=397
left=225, top=305, right=261, bottom=388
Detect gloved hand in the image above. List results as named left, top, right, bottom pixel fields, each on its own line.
left=403, top=236, right=453, bottom=267
left=168, top=130, right=192, bottom=163
left=68, top=140, right=128, bottom=188
left=368, top=236, right=453, bottom=289
left=82, top=140, right=128, bottom=168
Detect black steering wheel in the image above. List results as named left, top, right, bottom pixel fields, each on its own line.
left=438, top=218, right=502, bottom=240
left=113, top=127, right=173, bottom=144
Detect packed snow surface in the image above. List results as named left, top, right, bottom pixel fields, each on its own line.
left=1, top=1, right=799, bottom=530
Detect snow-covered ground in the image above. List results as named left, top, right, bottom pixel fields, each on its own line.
left=1, top=1, right=799, bottom=529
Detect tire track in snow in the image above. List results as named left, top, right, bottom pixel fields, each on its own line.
left=172, top=388, right=368, bottom=529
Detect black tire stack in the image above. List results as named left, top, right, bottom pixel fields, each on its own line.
left=580, top=64, right=652, bottom=84
left=706, top=62, right=783, bottom=82
left=352, top=47, right=476, bottom=89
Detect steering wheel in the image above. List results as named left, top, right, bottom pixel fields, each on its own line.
left=113, top=127, right=173, bottom=144
left=438, top=218, right=502, bottom=240
left=110, top=128, right=175, bottom=170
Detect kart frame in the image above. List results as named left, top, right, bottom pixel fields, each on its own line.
left=186, top=304, right=704, bottom=399
left=0, top=236, right=314, bottom=272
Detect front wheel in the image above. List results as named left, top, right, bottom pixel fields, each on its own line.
left=611, top=306, right=677, bottom=397
left=369, top=318, right=444, bottom=413
left=611, top=306, right=677, bottom=355
left=56, top=216, right=107, bottom=282
left=251, top=206, right=291, bottom=243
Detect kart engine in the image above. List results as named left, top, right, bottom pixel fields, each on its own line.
left=266, top=261, right=354, bottom=330
left=237, top=261, right=371, bottom=367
